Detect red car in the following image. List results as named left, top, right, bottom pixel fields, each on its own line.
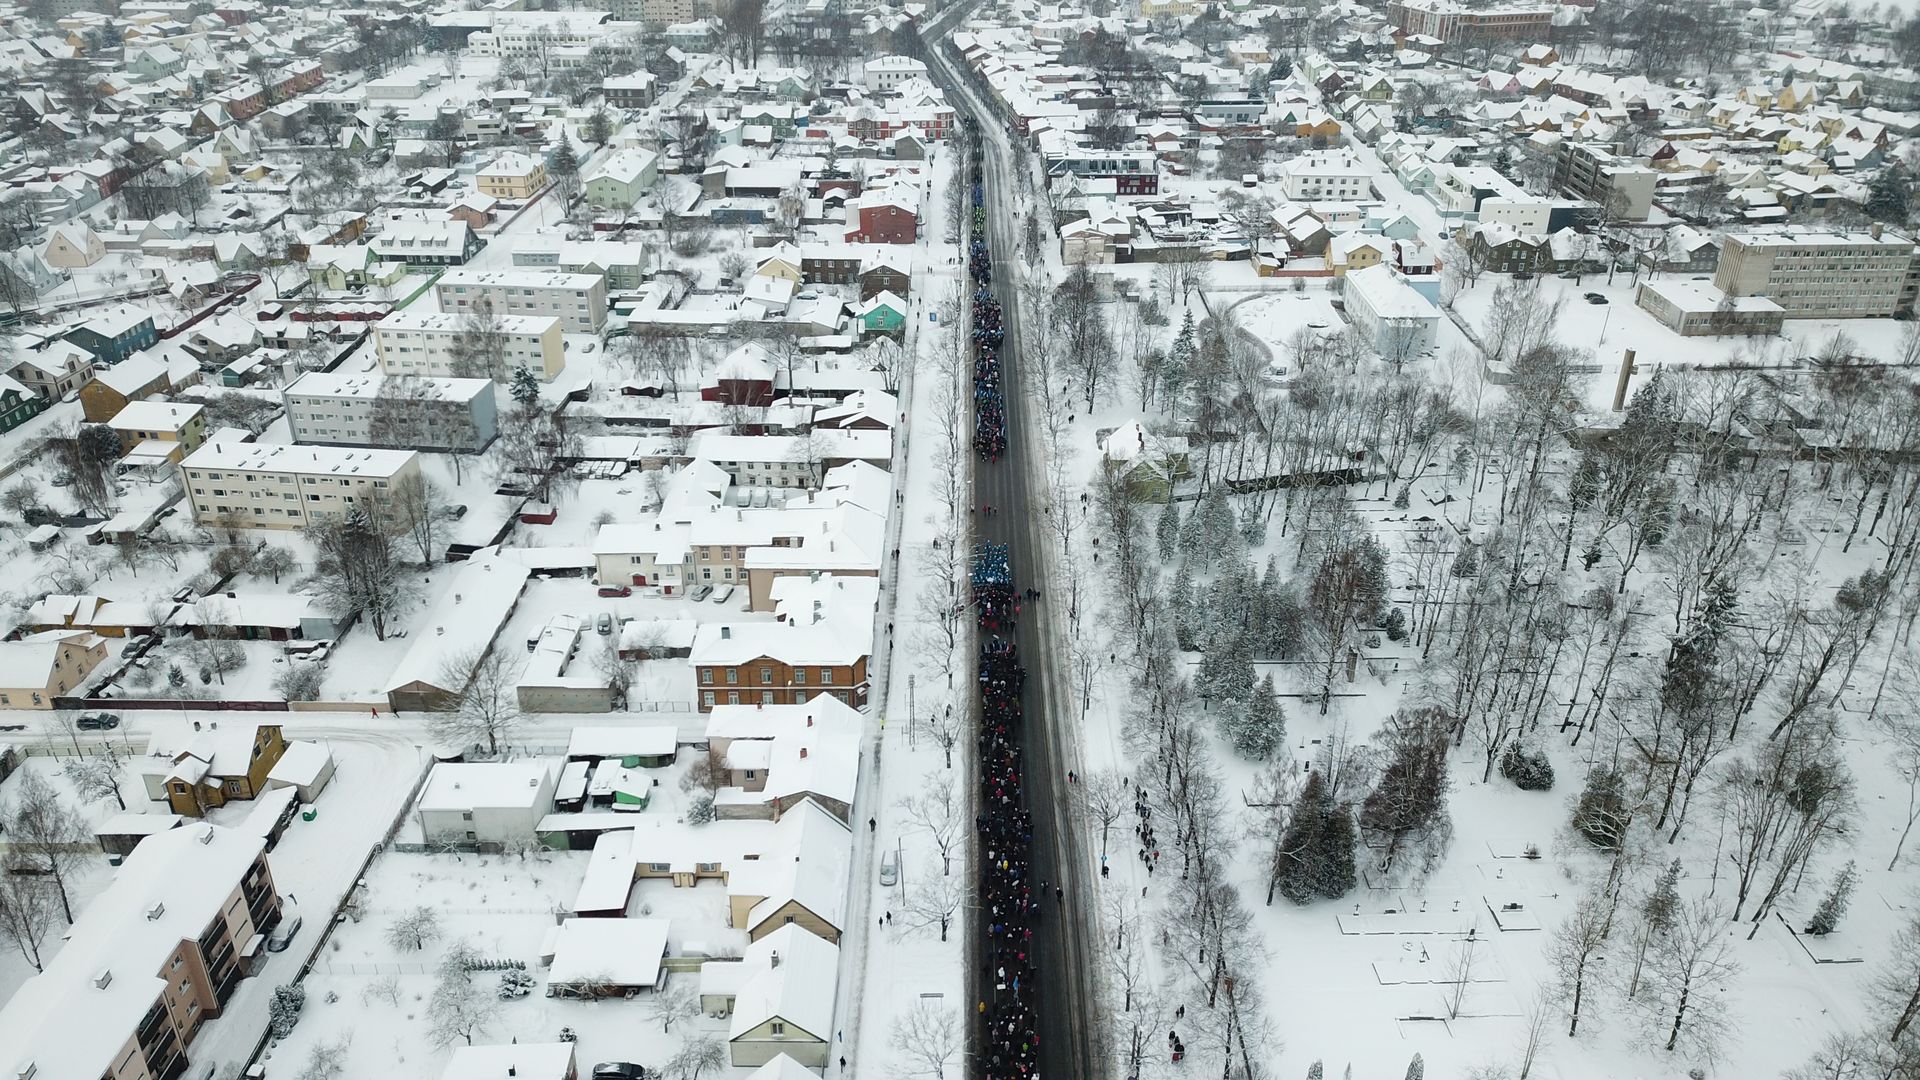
left=597, top=585, right=632, bottom=598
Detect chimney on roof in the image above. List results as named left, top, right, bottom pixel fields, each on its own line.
left=771, top=949, right=781, bottom=968
left=721, top=626, right=731, bottom=639
left=800, top=746, right=808, bottom=759
left=1873, top=222, right=1885, bottom=239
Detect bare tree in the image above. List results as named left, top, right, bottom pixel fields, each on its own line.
left=1639, top=898, right=1739, bottom=1057
left=427, top=938, right=498, bottom=1047
left=61, top=751, right=126, bottom=810
left=429, top=647, right=524, bottom=757
left=664, top=1031, right=725, bottom=1079
left=4, top=769, right=91, bottom=922
left=645, top=984, right=696, bottom=1033
left=0, top=872, right=58, bottom=971
left=1073, top=769, right=1129, bottom=860
left=385, top=906, right=442, bottom=951
left=898, top=772, right=961, bottom=876
left=185, top=635, right=247, bottom=687
left=1547, top=890, right=1610, bottom=1037
left=902, top=860, right=963, bottom=941
left=391, top=472, right=442, bottom=566
left=305, top=504, right=418, bottom=641
left=890, top=997, right=960, bottom=1079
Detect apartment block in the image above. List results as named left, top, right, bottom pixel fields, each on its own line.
left=0, top=823, right=281, bottom=1080
left=373, top=309, right=567, bottom=381
left=1388, top=0, right=1555, bottom=42
left=285, top=370, right=499, bottom=452
left=1551, top=142, right=1658, bottom=221
left=1713, top=229, right=1920, bottom=319
left=434, top=268, right=608, bottom=333
left=179, top=441, right=421, bottom=529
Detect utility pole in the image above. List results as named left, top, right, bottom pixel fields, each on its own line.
left=909, top=673, right=917, bottom=749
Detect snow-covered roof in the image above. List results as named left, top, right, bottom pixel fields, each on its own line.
left=440, top=1043, right=577, bottom=1080
left=691, top=576, right=877, bottom=668
left=267, top=740, right=332, bottom=788
left=168, top=593, right=321, bottom=631
left=732, top=801, right=852, bottom=935
left=418, top=761, right=554, bottom=813
left=384, top=557, right=532, bottom=694
left=727, top=923, right=840, bottom=1042
left=568, top=726, right=678, bottom=760
left=545, top=917, right=668, bottom=988
left=573, top=828, right=638, bottom=914
left=0, top=824, right=267, bottom=1080
left=706, top=693, right=864, bottom=742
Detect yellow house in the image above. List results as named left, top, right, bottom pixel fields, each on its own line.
left=476, top=151, right=549, bottom=200
left=145, top=721, right=289, bottom=817
left=43, top=223, right=105, bottom=269
left=755, top=242, right=804, bottom=284
left=725, top=802, right=848, bottom=944
left=1329, top=234, right=1391, bottom=276
left=1141, top=0, right=1197, bottom=15
left=0, top=630, right=108, bottom=709
left=1774, top=83, right=1815, bottom=112
left=105, top=399, right=206, bottom=457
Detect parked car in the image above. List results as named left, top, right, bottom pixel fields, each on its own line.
left=598, top=585, right=632, bottom=598
left=266, top=915, right=302, bottom=953
left=592, top=1065, right=648, bottom=1080
left=710, top=585, right=735, bottom=604
left=596, top=613, right=614, bottom=635
left=880, top=850, right=899, bottom=886
left=75, top=713, right=120, bottom=731
left=689, top=585, right=713, bottom=602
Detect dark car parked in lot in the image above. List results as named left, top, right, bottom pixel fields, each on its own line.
left=597, top=585, right=632, bottom=598
left=76, top=713, right=120, bottom=731
left=592, top=1065, right=648, bottom=1080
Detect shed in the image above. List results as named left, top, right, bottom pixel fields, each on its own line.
left=94, top=812, right=183, bottom=858
left=566, top=726, right=678, bottom=767
left=439, top=1042, right=577, bottom=1080
left=265, top=740, right=337, bottom=803
left=542, top=916, right=669, bottom=996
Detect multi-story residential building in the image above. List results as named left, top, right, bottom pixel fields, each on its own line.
left=476, top=151, right=549, bottom=201
left=512, top=240, right=652, bottom=291
left=1551, top=142, right=1658, bottom=220
left=367, top=220, right=485, bottom=267
left=1714, top=228, right=1920, bottom=319
left=584, top=148, right=659, bottom=210
left=692, top=576, right=876, bottom=711
left=0, top=374, right=47, bottom=433
left=862, top=54, right=929, bottom=93
left=1342, top=265, right=1441, bottom=361
left=9, top=342, right=94, bottom=401
left=1388, top=0, right=1555, bottom=42
left=0, top=822, right=282, bottom=1080
left=105, top=400, right=207, bottom=459
left=0, top=629, right=108, bottom=709
left=602, top=73, right=658, bottom=108
left=178, top=441, right=422, bottom=529
left=65, top=308, right=159, bottom=365
left=435, top=268, right=607, bottom=333
left=374, top=309, right=567, bottom=381
left=1041, top=149, right=1159, bottom=195
left=285, top=371, right=499, bottom=452
left=1276, top=150, right=1373, bottom=201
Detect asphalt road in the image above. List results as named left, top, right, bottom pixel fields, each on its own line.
left=920, top=12, right=1102, bottom=1078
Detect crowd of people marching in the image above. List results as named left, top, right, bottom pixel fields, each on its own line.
left=969, top=148, right=1040, bottom=1079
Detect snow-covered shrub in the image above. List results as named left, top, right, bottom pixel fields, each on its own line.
left=1500, top=744, right=1554, bottom=791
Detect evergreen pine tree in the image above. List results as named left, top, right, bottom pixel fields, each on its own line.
left=511, top=365, right=541, bottom=408
left=1644, top=857, right=1682, bottom=935
left=1227, top=673, right=1285, bottom=760
left=1571, top=766, right=1630, bottom=849
left=1405, top=1053, right=1424, bottom=1080
left=1170, top=562, right=1200, bottom=650
left=1275, top=772, right=1328, bottom=905
left=550, top=136, right=580, bottom=200
left=1867, top=166, right=1911, bottom=222
left=1157, top=501, right=1181, bottom=560
left=1315, top=800, right=1357, bottom=899
left=1306, top=1060, right=1323, bottom=1080
left=1805, top=860, right=1858, bottom=936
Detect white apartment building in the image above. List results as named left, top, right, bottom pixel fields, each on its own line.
left=1277, top=150, right=1373, bottom=202
left=373, top=309, right=567, bottom=381
left=179, top=442, right=421, bottom=529
left=1713, top=229, right=1920, bottom=319
left=434, top=268, right=608, bottom=334
left=863, top=55, right=929, bottom=93
left=284, top=371, right=499, bottom=453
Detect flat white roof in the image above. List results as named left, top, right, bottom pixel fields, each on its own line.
left=436, top=267, right=603, bottom=290
left=418, top=761, right=553, bottom=813
left=286, top=370, right=494, bottom=402
left=546, top=917, right=668, bottom=988
left=568, top=726, right=678, bottom=759
left=377, top=309, right=559, bottom=336
left=180, top=441, right=417, bottom=479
